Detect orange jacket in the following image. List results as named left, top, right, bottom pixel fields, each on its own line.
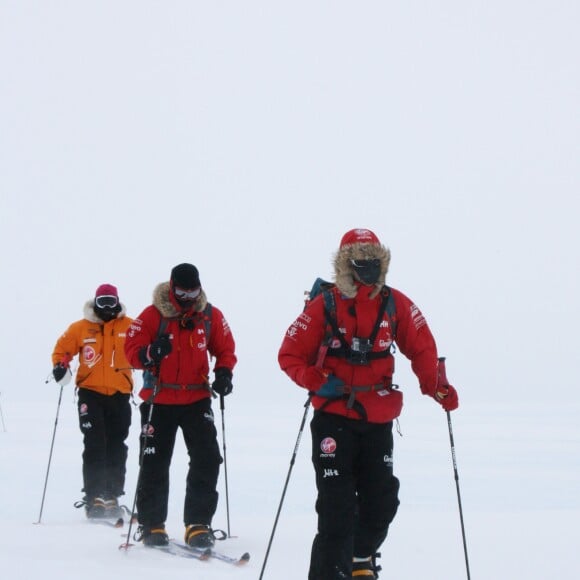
left=52, top=301, right=134, bottom=396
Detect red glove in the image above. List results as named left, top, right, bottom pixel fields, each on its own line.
left=300, top=366, right=327, bottom=391
left=434, top=357, right=459, bottom=411
left=434, top=384, right=459, bottom=411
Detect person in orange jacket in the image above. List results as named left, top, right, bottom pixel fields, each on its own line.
left=278, top=229, right=459, bottom=580
left=51, top=283, right=133, bottom=519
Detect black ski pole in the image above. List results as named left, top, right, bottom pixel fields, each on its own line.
left=438, top=357, right=471, bottom=580
left=447, top=409, right=471, bottom=579
left=34, top=383, right=64, bottom=524
left=120, top=377, right=161, bottom=550
left=259, top=394, right=311, bottom=580
left=219, top=393, right=232, bottom=537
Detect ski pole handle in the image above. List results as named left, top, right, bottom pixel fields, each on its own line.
left=438, top=356, right=449, bottom=387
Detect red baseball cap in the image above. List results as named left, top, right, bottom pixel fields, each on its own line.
left=339, top=228, right=380, bottom=248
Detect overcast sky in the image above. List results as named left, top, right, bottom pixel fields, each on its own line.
left=2, top=1, right=578, bottom=411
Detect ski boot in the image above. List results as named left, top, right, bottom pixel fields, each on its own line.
left=185, top=524, right=215, bottom=548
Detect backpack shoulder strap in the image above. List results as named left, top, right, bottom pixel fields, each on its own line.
left=142, top=315, right=170, bottom=391
left=382, top=285, right=397, bottom=339
left=321, top=285, right=350, bottom=351
left=202, top=303, right=213, bottom=339
left=157, top=316, right=169, bottom=338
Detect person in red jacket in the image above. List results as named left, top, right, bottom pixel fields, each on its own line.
left=278, top=229, right=459, bottom=580
left=124, top=263, right=237, bottom=548
left=51, top=283, right=133, bottom=519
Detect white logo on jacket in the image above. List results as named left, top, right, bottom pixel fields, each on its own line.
left=287, top=327, right=298, bottom=339
left=410, top=304, right=426, bottom=330
left=292, top=320, right=308, bottom=331
left=323, top=469, right=339, bottom=478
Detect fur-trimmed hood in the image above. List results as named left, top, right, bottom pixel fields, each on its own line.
left=333, top=241, right=391, bottom=299
left=82, top=300, right=128, bottom=323
left=152, top=281, right=208, bottom=318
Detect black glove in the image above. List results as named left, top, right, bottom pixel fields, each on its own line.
left=140, top=334, right=172, bottom=366
left=212, top=368, right=233, bottom=397
left=53, top=363, right=68, bottom=383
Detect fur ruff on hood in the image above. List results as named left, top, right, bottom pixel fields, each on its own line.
left=152, top=281, right=208, bottom=318
left=333, top=241, right=391, bottom=299
left=83, top=300, right=127, bottom=323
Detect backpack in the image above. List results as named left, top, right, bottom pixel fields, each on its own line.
left=304, top=278, right=397, bottom=367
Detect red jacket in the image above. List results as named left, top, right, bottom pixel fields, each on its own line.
left=125, top=282, right=237, bottom=405
left=278, top=284, right=438, bottom=423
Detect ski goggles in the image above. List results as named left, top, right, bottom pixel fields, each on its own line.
left=95, top=295, right=118, bottom=308
left=174, top=286, right=201, bottom=300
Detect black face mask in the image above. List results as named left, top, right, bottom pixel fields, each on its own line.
left=94, top=304, right=120, bottom=322
left=176, top=299, right=197, bottom=311
left=351, top=259, right=381, bottom=286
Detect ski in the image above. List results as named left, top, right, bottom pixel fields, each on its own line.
left=209, top=547, right=250, bottom=566
left=184, top=542, right=250, bottom=566
left=136, top=540, right=250, bottom=565
left=149, top=541, right=212, bottom=561
left=165, top=541, right=250, bottom=565
left=118, top=540, right=211, bottom=560
left=118, top=534, right=250, bottom=566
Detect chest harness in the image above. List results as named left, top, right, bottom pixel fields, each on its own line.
left=316, top=285, right=398, bottom=419
left=143, top=304, right=213, bottom=393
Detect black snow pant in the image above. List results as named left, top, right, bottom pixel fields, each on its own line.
left=137, top=398, right=222, bottom=528
left=77, top=388, right=131, bottom=500
left=308, top=411, right=400, bottom=580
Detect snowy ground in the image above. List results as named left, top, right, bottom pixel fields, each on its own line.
left=1, top=368, right=578, bottom=579
left=2, top=1, right=579, bottom=578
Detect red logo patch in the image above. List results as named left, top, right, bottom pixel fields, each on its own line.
left=320, top=437, right=337, bottom=454
left=83, top=345, right=96, bottom=362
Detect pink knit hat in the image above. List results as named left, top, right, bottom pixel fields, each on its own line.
left=95, top=283, right=118, bottom=298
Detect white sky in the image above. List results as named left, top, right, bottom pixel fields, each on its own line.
left=1, top=2, right=579, bottom=578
